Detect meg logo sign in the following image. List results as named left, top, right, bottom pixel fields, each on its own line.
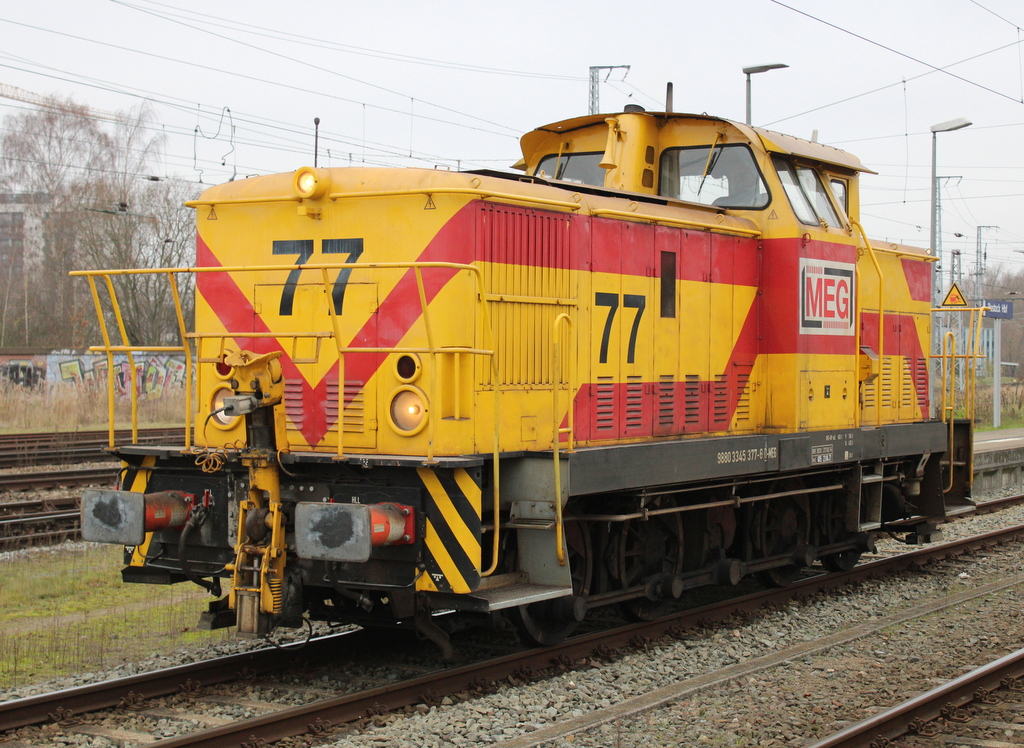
left=800, top=258, right=855, bottom=336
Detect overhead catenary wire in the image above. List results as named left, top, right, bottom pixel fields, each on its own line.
left=0, top=66, right=508, bottom=172
left=108, top=1, right=525, bottom=135
left=768, top=0, right=1024, bottom=106
left=762, top=38, right=1024, bottom=128
left=0, top=17, right=521, bottom=140
left=117, top=0, right=586, bottom=83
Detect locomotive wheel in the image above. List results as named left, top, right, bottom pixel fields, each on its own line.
left=612, top=510, right=684, bottom=621
left=819, top=492, right=861, bottom=572
left=511, top=521, right=593, bottom=646
left=752, top=486, right=810, bottom=587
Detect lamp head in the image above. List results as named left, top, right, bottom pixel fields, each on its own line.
left=743, top=63, right=789, bottom=76
left=931, top=117, right=972, bottom=133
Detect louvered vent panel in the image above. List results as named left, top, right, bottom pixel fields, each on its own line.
left=595, top=377, right=616, bottom=433
left=915, top=357, right=928, bottom=408
left=712, top=374, right=729, bottom=427
left=658, top=375, right=675, bottom=428
left=881, top=358, right=893, bottom=409
left=900, top=360, right=914, bottom=408
left=684, top=375, right=701, bottom=425
left=625, top=376, right=644, bottom=430
left=480, top=205, right=574, bottom=388
left=283, top=380, right=305, bottom=429
left=862, top=380, right=876, bottom=410
left=734, top=370, right=751, bottom=422
left=325, top=378, right=365, bottom=433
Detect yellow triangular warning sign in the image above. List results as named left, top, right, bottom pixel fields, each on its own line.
left=941, top=281, right=968, bottom=307
left=207, top=207, right=218, bottom=221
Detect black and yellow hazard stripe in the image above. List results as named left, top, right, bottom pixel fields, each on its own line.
left=415, top=467, right=481, bottom=594
left=122, top=455, right=156, bottom=567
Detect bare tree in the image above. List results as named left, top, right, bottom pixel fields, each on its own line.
left=0, top=96, right=112, bottom=347
left=76, top=105, right=199, bottom=346
left=1, top=99, right=199, bottom=349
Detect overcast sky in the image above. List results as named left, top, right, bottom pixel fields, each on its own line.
left=2, top=0, right=1022, bottom=293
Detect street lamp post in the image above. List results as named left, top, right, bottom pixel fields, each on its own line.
left=742, top=64, right=788, bottom=125
left=929, top=117, right=972, bottom=417
left=930, top=118, right=972, bottom=295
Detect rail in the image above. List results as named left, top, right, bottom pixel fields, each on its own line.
left=932, top=306, right=986, bottom=490
left=850, top=220, right=883, bottom=429
left=588, top=207, right=761, bottom=237
left=74, top=263, right=496, bottom=451
left=550, top=313, right=575, bottom=566
left=187, top=180, right=585, bottom=214
left=73, top=260, right=505, bottom=578
left=806, top=647, right=1024, bottom=748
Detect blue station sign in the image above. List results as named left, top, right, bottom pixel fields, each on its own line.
left=985, top=299, right=1014, bottom=319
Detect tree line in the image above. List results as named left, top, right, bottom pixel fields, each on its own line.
left=0, top=95, right=200, bottom=350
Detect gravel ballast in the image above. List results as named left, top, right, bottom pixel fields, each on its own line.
left=3, top=495, right=1024, bottom=748
left=316, top=504, right=1024, bottom=748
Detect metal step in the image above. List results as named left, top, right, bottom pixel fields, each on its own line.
left=469, top=582, right=571, bottom=612
left=504, top=517, right=555, bottom=530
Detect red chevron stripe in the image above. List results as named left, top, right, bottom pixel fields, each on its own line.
left=196, top=203, right=477, bottom=446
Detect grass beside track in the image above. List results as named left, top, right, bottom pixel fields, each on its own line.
left=0, top=543, right=232, bottom=689
left=0, top=382, right=185, bottom=434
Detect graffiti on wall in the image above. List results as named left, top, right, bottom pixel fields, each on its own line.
left=0, top=352, right=186, bottom=400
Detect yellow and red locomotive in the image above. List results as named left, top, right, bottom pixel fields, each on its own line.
left=79, top=106, right=973, bottom=650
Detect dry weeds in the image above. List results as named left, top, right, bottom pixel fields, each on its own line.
left=0, top=382, right=186, bottom=433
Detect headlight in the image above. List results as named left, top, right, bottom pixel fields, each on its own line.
left=388, top=387, right=428, bottom=435
left=209, top=385, right=240, bottom=429
left=293, top=166, right=330, bottom=199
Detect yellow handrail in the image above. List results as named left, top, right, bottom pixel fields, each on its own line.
left=851, top=220, right=883, bottom=428
left=932, top=307, right=987, bottom=492
left=588, top=208, right=761, bottom=237
left=75, top=259, right=506, bottom=579
left=940, top=331, right=956, bottom=492
left=189, top=186, right=584, bottom=213
left=551, top=313, right=575, bottom=566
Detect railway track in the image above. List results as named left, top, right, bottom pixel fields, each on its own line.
left=2, top=521, right=1022, bottom=748
left=0, top=497, right=81, bottom=550
left=808, top=648, right=1024, bottom=747
left=0, top=427, right=180, bottom=470
left=0, top=466, right=118, bottom=493
left=0, top=472, right=112, bottom=547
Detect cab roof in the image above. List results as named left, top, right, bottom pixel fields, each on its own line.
left=518, top=112, right=874, bottom=175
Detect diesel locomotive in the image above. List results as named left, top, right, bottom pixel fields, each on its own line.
left=78, top=106, right=974, bottom=652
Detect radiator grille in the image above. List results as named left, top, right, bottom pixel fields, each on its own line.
left=479, top=205, right=574, bottom=387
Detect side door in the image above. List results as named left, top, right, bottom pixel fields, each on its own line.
left=677, top=230, right=712, bottom=433
left=589, top=219, right=655, bottom=440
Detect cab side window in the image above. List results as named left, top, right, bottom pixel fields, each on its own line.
left=772, top=155, right=842, bottom=228
left=535, top=152, right=605, bottom=186
left=830, top=178, right=849, bottom=215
